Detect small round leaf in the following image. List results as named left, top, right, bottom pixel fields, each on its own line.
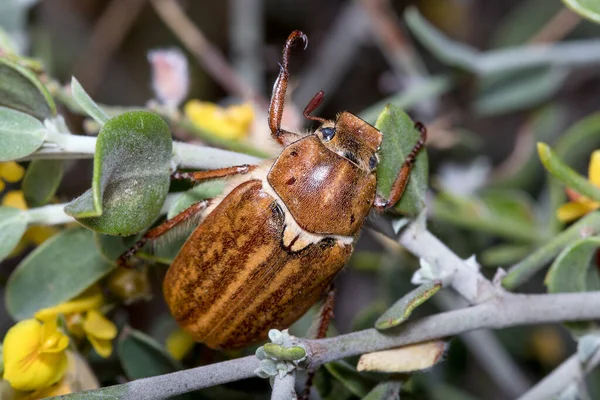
left=375, top=104, right=428, bottom=216
left=0, top=106, right=46, bottom=161
left=0, top=58, right=56, bottom=118
left=5, top=227, right=114, bottom=320
left=65, top=111, right=173, bottom=235
left=563, top=0, right=600, bottom=24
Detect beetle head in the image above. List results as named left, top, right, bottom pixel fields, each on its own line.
left=316, top=111, right=383, bottom=172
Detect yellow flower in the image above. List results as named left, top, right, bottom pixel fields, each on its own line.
left=2, top=318, right=69, bottom=391
left=35, top=286, right=118, bottom=359
left=556, top=150, right=600, bottom=222
left=184, top=100, right=254, bottom=140
left=0, top=162, right=25, bottom=192
left=166, top=329, right=195, bottom=361
left=5, top=350, right=100, bottom=400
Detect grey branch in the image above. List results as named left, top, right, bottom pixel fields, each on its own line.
left=518, top=347, right=600, bottom=400
left=303, top=291, right=600, bottom=368
left=271, top=372, right=298, bottom=400
left=56, top=291, right=600, bottom=399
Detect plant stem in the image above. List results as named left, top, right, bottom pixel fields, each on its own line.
left=271, top=372, right=298, bottom=400
left=25, top=204, right=75, bottom=225
left=305, top=291, right=600, bottom=368
left=55, top=291, right=600, bottom=399
left=517, top=347, right=600, bottom=400
left=503, top=211, right=600, bottom=289
left=18, top=134, right=262, bottom=170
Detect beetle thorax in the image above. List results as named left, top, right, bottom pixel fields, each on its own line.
left=267, top=135, right=377, bottom=239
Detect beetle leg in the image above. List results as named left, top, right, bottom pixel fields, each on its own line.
left=117, top=200, right=210, bottom=267
left=301, top=283, right=336, bottom=400
left=268, top=30, right=307, bottom=147
left=373, top=122, right=427, bottom=211
left=171, top=164, right=257, bottom=183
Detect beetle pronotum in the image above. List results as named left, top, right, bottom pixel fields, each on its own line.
left=119, top=30, right=426, bottom=350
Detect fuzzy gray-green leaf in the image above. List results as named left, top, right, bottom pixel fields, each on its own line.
left=375, top=104, right=428, bottom=216
left=71, top=77, right=109, bottom=124
left=5, top=227, right=114, bottom=320
left=22, top=159, right=64, bottom=207
left=0, top=58, right=56, bottom=118
left=0, top=106, right=46, bottom=161
left=118, top=326, right=182, bottom=379
left=0, top=206, right=28, bottom=263
left=65, top=111, right=172, bottom=235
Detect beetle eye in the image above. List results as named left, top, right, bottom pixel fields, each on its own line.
left=321, top=127, right=335, bottom=141
left=369, top=155, right=378, bottom=169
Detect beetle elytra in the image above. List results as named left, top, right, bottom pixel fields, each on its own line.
left=119, top=30, right=427, bottom=349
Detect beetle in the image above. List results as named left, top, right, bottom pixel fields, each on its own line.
left=119, top=30, right=426, bottom=350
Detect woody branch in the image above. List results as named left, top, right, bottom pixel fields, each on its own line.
left=57, top=291, right=600, bottom=400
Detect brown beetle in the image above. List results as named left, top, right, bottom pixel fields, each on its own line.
left=119, top=31, right=426, bottom=349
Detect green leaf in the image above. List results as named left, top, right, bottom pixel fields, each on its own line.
left=167, top=181, right=225, bottom=219
left=5, top=227, right=114, bottom=320
left=563, top=0, right=600, bottom=24
left=491, top=0, right=563, bottom=48
left=65, top=111, right=173, bottom=236
left=22, top=159, right=64, bottom=207
left=118, top=326, right=182, bottom=379
left=537, top=142, right=600, bottom=202
left=545, top=236, right=600, bottom=335
left=0, top=206, right=28, bottom=263
left=475, top=67, right=567, bottom=116
left=0, top=57, right=56, bottom=118
left=324, top=360, right=374, bottom=398
left=375, top=104, right=428, bottom=216
left=94, top=233, right=138, bottom=263
left=360, top=75, right=453, bottom=124
left=546, top=237, right=600, bottom=293
left=480, top=243, right=532, bottom=267
left=432, top=191, right=540, bottom=243
left=362, top=381, right=401, bottom=400
left=71, top=77, right=109, bottom=125
left=375, top=281, right=441, bottom=329
left=0, top=106, right=46, bottom=161
left=503, top=212, right=600, bottom=289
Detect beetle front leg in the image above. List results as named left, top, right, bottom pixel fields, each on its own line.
left=373, top=122, right=427, bottom=211
left=171, top=164, right=257, bottom=183
left=268, top=30, right=307, bottom=147
left=117, top=200, right=210, bottom=267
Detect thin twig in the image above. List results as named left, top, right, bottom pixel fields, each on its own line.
left=150, top=0, right=268, bottom=108
left=360, top=0, right=436, bottom=118
left=294, top=2, right=371, bottom=109
left=73, top=0, right=147, bottom=95
left=528, top=7, right=582, bottom=45
left=360, top=0, right=426, bottom=79
left=435, top=291, right=531, bottom=397
left=518, top=347, right=600, bottom=400
left=17, top=135, right=261, bottom=170
left=229, top=0, right=265, bottom=92
left=55, top=291, right=600, bottom=399
left=271, top=372, right=298, bottom=400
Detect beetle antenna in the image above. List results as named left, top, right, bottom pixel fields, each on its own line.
left=303, top=90, right=327, bottom=124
